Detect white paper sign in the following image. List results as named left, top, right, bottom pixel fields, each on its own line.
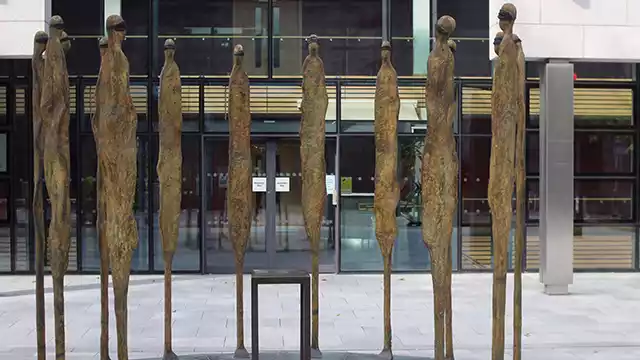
left=325, top=175, right=336, bottom=194
left=252, top=177, right=267, bottom=192
left=275, top=177, right=290, bottom=192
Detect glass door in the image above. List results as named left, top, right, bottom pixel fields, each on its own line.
left=203, top=137, right=337, bottom=273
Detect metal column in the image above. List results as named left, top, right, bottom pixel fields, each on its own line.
left=539, top=60, right=574, bottom=295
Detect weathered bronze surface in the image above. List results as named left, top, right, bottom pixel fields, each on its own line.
left=489, top=4, right=518, bottom=360
left=513, top=31, right=525, bottom=360
left=32, top=30, right=48, bottom=360
left=92, top=35, right=111, bottom=360
left=41, top=15, right=71, bottom=360
left=300, top=34, right=328, bottom=358
left=157, top=38, right=182, bottom=360
left=228, top=44, right=252, bottom=359
left=99, top=15, right=139, bottom=360
left=421, top=16, right=458, bottom=360
left=373, top=40, right=399, bottom=360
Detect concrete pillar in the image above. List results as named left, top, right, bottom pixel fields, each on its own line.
left=539, top=60, right=574, bottom=295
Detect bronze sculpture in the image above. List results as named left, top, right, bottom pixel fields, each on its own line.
left=32, top=30, right=48, bottom=360
left=228, top=44, right=252, bottom=359
left=489, top=4, right=519, bottom=360
left=421, top=16, right=458, bottom=360
left=99, top=15, right=139, bottom=360
left=157, top=39, right=182, bottom=360
left=92, top=36, right=111, bottom=360
left=513, top=30, right=525, bottom=360
left=373, top=40, right=399, bottom=360
left=61, top=32, right=71, bottom=53
left=300, top=34, right=328, bottom=358
left=40, top=15, right=71, bottom=360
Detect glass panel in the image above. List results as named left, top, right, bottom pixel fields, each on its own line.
left=153, top=136, right=201, bottom=271
left=437, top=0, right=488, bottom=39
left=575, top=180, right=633, bottom=222
left=14, top=87, right=30, bottom=270
left=461, top=136, right=490, bottom=225
left=461, top=225, right=490, bottom=270
left=529, top=88, right=633, bottom=128
left=525, top=226, right=635, bottom=270
left=122, top=1, right=150, bottom=35
left=123, top=38, right=150, bottom=76
left=461, top=86, right=492, bottom=134
left=274, top=0, right=382, bottom=76
left=52, top=0, right=102, bottom=35
left=0, top=133, right=6, bottom=172
left=575, top=132, right=633, bottom=174
left=203, top=138, right=268, bottom=272
left=132, top=83, right=149, bottom=132
left=273, top=139, right=336, bottom=271
left=526, top=131, right=539, bottom=175
left=453, top=39, right=492, bottom=78
left=527, top=179, right=539, bottom=222
left=0, top=180, right=10, bottom=272
left=66, top=37, right=102, bottom=76
left=0, top=85, right=7, bottom=125
left=574, top=62, right=633, bottom=80
left=132, top=137, right=150, bottom=271
left=158, top=0, right=268, bottom=76
left=80, top=136, right=99, bottom=271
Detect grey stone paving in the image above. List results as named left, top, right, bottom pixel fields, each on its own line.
left=1, top=273, right=640, bottom=359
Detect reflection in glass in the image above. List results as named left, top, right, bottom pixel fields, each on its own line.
left=525, top=226, right=634, bottom=270
left=203, top=139, right=267, bottom=272
left=575, top=132, right=633, bottom=174
left=0, top=181, right=10, bottom=271
left=526, top=180, right=539, bottom=222
left=339, top=136, right=459, bottom=271
left=461, top=136, right=491, bottom=225
left=529, top=88, right=633, bottom=127
left=14, top=87, right=31, bottom=270
left=461, top=86, right=492, bottom=134
left=526, top=131, right=539, bottom=175
left=0, top=86, right=6, bottom=124
left=153, top=136, right=201, bottom=271
left=575, top=180, right=633, bottom=222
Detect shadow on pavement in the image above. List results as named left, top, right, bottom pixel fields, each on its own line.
left=137, top=352, right=434, bottom=360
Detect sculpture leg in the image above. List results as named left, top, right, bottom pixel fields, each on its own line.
left=513, top=122, right=525, bottom=360
left=52, top=272, right=66, bottom=359
left=98, top=191, right=111, bottom=360
left=112, top=249, right=133, bottom=360
left=430, top=247, right=445, bottom=360
left=444, top=243, right=454, bottom=360
left=311, top=239, right=322, bottom=358
left=491, top=211, right=509, bottom=360
left=33, top=180, right=46, bottom=360
left=379, top=253, right=393, bottom=360
left=234, top=256, right=249, bottom=358
left=163, top=252, right=178, bottom=360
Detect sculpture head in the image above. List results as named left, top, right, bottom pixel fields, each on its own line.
left=99, top=37, right=109, bottom=57
left=436, top=16, right=456, bottom=40
left=381, top=40, right=391, bottom=62
left=493, top=31, right=504, bottom=55
left=48, top=16, right=65, bottom=37
left=33, top=31, right=48, bottom=58
left=164, top=39, right=176, bottom=61
left=106, top=15, right=126, bottom=45
left=307, top=34, right=319, bottom=56
left=233, top=44, right=244, bottom=67
left=498, top=3, right=517, bottom=32
left=447, top=39, right=456, bottom=54
left=61, top=31, right=71, bottom=54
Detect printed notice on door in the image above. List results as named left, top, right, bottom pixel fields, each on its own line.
left=252, top=177, right=267, bottom=192
left=275, top=177, right=290, bottom=192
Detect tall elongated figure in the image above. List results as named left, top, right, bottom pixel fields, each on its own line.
left=40, top=15, right=71, bottom=359
left=513, top=29, right=525, bottom=360
left=228, top=44, right=252, bottom=359
left=489, top=4, right=518, bottom=360
left=373, top=41, right=400, bottom=359
left=300, top=34, right=328, bottom=358
left=421, top=16, right=458, bottom=360
left=92, top=36, right=111, bottom=360
left=157, top=39, right=183, bottom=360
left=99, top=15, right=138, bottom=360
left=32, top=30, right=48, bottom=360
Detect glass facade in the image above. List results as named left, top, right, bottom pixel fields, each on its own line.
left=0, top=0, right=638, bottom=273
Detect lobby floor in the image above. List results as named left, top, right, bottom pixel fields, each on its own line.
left=1, top=273, right=639, bottom=359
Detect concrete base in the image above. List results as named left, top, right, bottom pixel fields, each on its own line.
left=544, top=284, right=569, bottom=295
left=234, top=347, right=250, bottom=359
